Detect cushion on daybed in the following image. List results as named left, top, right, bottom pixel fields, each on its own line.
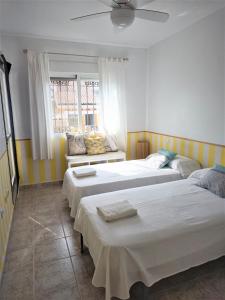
left=66, top=133, right=86, bottom=155
left=104, top=134, right=118, bottom=152
left=66, top=132, right=118, bottom=155
left=84, top=136, right=106, bottom=155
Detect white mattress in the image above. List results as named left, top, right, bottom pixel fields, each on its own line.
left=62, top=160, right=182, bottom=217
left=75, top=179, right=225, bottom=300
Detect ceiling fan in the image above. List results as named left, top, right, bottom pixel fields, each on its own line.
left=71, top=0, right=169, bottom=29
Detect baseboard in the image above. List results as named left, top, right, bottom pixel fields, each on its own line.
left=19, top=180, right=63, bottom=189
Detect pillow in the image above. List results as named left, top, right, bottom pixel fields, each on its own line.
left=104, top=135, right=118, bottom=152
left=145, top=153, right=170, bottom=169
left=188, top=168, right=210, bottom=180
left=196, top=169, right=225, bottom=198
left=212, top=164, right=225, bottom=174
left=84, top=136, right=106, bottom=155
left=66, top=133, right=86, bottom=155
left=158, top=148, right=177, bottom=160
left=169, top=155, right=201, bottom=178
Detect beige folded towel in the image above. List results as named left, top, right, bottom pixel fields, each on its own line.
left=97, top=200, right=137, bottom=222
left=73, top=167, right=96, bottom=178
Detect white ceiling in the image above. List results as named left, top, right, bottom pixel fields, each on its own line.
left=0, top=0, right=225, bottom=48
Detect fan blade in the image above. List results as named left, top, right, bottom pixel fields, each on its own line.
left=125, top=0, right=154, bottom=9
left=135, top=9, right=169, bottom=22
left=99, top=0, right=121, bottom=8
left=71, top=11, right=111, bottom=21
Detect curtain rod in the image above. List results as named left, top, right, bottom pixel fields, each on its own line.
left=23, top=49, right=128, bottom=61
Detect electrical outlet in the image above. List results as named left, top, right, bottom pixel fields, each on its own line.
left=0, top=208, right=4, bottom=219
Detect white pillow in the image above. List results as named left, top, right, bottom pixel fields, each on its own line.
left=169, top=155, right=201, bottom=178
left=145, top=153, right=169, bottom=169
left=104, top=135, right=118, bottom=152
left=196, top=169, right=225, bottom=198
left=188, top=168, right=210, bottom=180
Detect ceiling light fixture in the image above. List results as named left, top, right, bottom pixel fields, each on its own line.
left=111, top=8, right=135, bottom=28
left=70, top=1, right=169, bottom=29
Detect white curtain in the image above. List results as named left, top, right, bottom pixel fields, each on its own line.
left=27, top=50, right=53, bottom=160
left=98, top=57, right=127, bottom=151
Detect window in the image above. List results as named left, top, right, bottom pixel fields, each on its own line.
left=50, top=75, right=100, bottom=133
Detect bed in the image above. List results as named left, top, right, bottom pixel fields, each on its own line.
left=62, top=159, right=183, bottom=217
left=75, top=178, right=225, bottom=300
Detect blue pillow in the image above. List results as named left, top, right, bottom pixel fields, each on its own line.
left=158, top=148, right=177, bottom=160
left=212, top=164, right=225, bottom=174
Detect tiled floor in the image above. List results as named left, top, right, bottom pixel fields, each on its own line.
left=0, top=183, right=225, bottom=300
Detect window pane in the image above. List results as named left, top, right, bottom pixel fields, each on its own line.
left=80, top=79, right=100, bottom=131
left=50, top=79, right=79, bottom=133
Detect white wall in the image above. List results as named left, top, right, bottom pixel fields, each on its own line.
left=146, top=8, right=225, bottom=145
left=2, top=35, right=147, bottom=139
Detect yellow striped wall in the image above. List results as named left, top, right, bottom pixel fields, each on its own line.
left=16, top=135, right=67, bottom=186
left=16, top=132, right=225, bottom=186
left=127, top=132, right=225, bottom=167
left=0, top=151, right=14, bottom=281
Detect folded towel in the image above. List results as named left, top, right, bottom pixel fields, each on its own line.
left=97, top=200, right=137, bottom=222
left=73, top=167, right=96, bottom=178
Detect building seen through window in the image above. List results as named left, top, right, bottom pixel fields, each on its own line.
left=50, top=76, right=100, bottom=133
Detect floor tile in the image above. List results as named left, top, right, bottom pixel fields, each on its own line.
left=34, top=222, right=64, bottom=243
left=63, top=222, right=75, bottom=237
left=66, top=234, right=80, bottom=256
left=61, top=214, right=75, bottom=237
left=81, top=251, right=95, bottom=276
left=12, top=204, right=35, bottom=220
left=7, top=226, right=34, bottom=252
left=17, top=192, right=36, bottom=205
left=35, top=258, right=79, bottom=300
left=34, top=200, right=57, bottom=215
left=198, top=271, right=225, bottom=299
left=71, top=254, right=101, bottom=300
left=11, top=215, right=35, bottom=233
left=57, top=197, right=69, bottom=209
left=35, top=286, right=80, bottom=300
left=4, top=247, right=33, bottom=273
left=32, top=211, right=61, bottom=228
left=34, top=196, right=57, bottom=207
left=0, top=264, right=33, bottom=300
left=158, top=275, right=222, bottom=300
left=1, top=183, right=225, bottom=300
left=15, top=200, right=34, bottom=211
left=34, top=237, right=69, bottom=264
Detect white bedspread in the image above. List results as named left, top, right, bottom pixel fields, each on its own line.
left=75, top=179, right=225, bottom=300
left=62, top=160, right=182, bottom=217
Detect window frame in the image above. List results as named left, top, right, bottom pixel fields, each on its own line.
left=50, top=72, right=100, bottom=133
